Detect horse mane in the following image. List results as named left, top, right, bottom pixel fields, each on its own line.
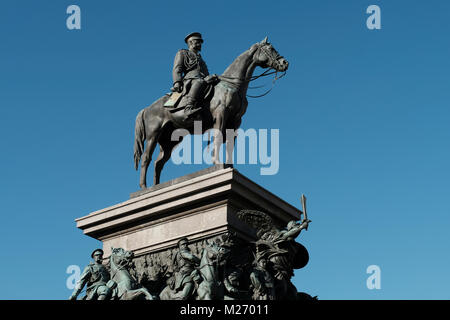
left=110, top=248, right=128, bottom=270
left=222, top=43, right=259, bottom=76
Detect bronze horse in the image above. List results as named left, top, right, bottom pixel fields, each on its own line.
left=109, top=247, right=154, bottom=300
left=196, top=241, right=229, bottom=300
left=134, top=37, right=288, bottom=188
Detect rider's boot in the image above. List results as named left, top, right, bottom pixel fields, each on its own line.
left=173, top=282, right=194, bottom=300
left=184, top=96, right=201, bottom=117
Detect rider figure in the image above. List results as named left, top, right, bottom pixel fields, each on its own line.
left=172, top=32, right=218, bottom=116
left=172, top=237, right=201, bottom=299
left=69, top=249, right=112, bottom=300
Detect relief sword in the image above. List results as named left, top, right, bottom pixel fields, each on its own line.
left=301, top=194, right=309, bottom=231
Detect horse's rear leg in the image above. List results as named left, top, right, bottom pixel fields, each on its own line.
left=212, top=106, right=227, bottom=164
left=140, top=137, right=158, bottom=189
left=153, top=139, right=178, bottom=185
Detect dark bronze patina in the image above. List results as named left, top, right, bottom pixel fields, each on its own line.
left=134, top=34, right=288, bottom=188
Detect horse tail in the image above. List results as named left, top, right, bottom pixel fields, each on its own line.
left=134, top=109, right=146, bottom=170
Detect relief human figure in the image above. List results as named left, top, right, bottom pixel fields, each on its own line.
left=160, top=237, right=200, bottom=300
left=69, top=249, right=112, bottom=300
left=250, top=254, right=275, bottom=300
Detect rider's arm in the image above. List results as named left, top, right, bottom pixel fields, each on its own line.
left=281, top=220, right=309, bottom=240
left=180, top=250, right=200, bottom=264
left=201, top=58, right=209, bottom=77
left=172, top=50, right=185, bottom=86
left=70, top=266, right=90, bottom=300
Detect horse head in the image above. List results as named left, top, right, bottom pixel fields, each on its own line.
left=197, top=240, right=231, bottom=299
left=110, top=247, right=134, bottom=271
left=203, top=240, right=230, bottom=263
left=252, top=37, right=289, bottom=72
left=109, top=247, right=155, bottom=300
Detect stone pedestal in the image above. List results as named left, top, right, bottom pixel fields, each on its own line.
left=75, top=165, right=302, bottom=259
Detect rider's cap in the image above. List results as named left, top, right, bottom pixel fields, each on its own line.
left=177, top=237, right=189, bottom=246
left=91, top=249, right=104, bottom=258
left=184, top=32, right=203, bottom=44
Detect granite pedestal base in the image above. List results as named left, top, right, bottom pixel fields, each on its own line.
left=76, top=165, right=302, bottom=259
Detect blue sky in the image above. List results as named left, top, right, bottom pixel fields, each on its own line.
left=0, top=0, right=449, bottom=299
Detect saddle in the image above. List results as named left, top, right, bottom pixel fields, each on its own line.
left=163, top=81, right=216, bottom=113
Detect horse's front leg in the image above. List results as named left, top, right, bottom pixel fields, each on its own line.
left=225, top=117, right=242, bottom=165
left=225, top=131, right=236, bottom=165
left=142, top=289, right=154, bottom=300
left=173, top=282, right=195, bottom=300
left=135, top=288, right=154, bottom=300
left=123, top=289, right=154, bottom=300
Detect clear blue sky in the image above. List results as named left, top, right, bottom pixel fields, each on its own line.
left=0, top=0, right=449, bottom=299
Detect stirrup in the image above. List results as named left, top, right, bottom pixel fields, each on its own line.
left=184, top=105, right=202, bottom=116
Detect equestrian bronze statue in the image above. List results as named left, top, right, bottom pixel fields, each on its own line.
left=134, top=33, right=289, bottom=188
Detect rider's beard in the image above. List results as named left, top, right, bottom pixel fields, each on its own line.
left=190, top=44, right=201, bottom=52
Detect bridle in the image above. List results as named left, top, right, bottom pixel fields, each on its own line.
left=197, top=245, right=225, bottom=282
left=219, top=43, right=287, bottom=98
left=257, top=43, right=284, bottom=71
left=198, top=245, right=221, bottom=269
left=110, top=251, right=132, bottom=279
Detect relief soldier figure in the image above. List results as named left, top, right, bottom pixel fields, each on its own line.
left=160, top=237, right=201, bottom=300
left=250, top=254, right=275, bottom=300
left=236, top=206, right=311, bottom=300
left=69, top=249, right=112, bottom=300
left=224, top=269, right=245, bottom=300
left=261, top=219, right=310, bottom=300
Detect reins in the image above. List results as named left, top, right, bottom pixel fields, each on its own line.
left=219, top=69, right=286, bottom=98
left=219, top=68, right=278, bottom=83
left=247, top=70, right=286, bottom=98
